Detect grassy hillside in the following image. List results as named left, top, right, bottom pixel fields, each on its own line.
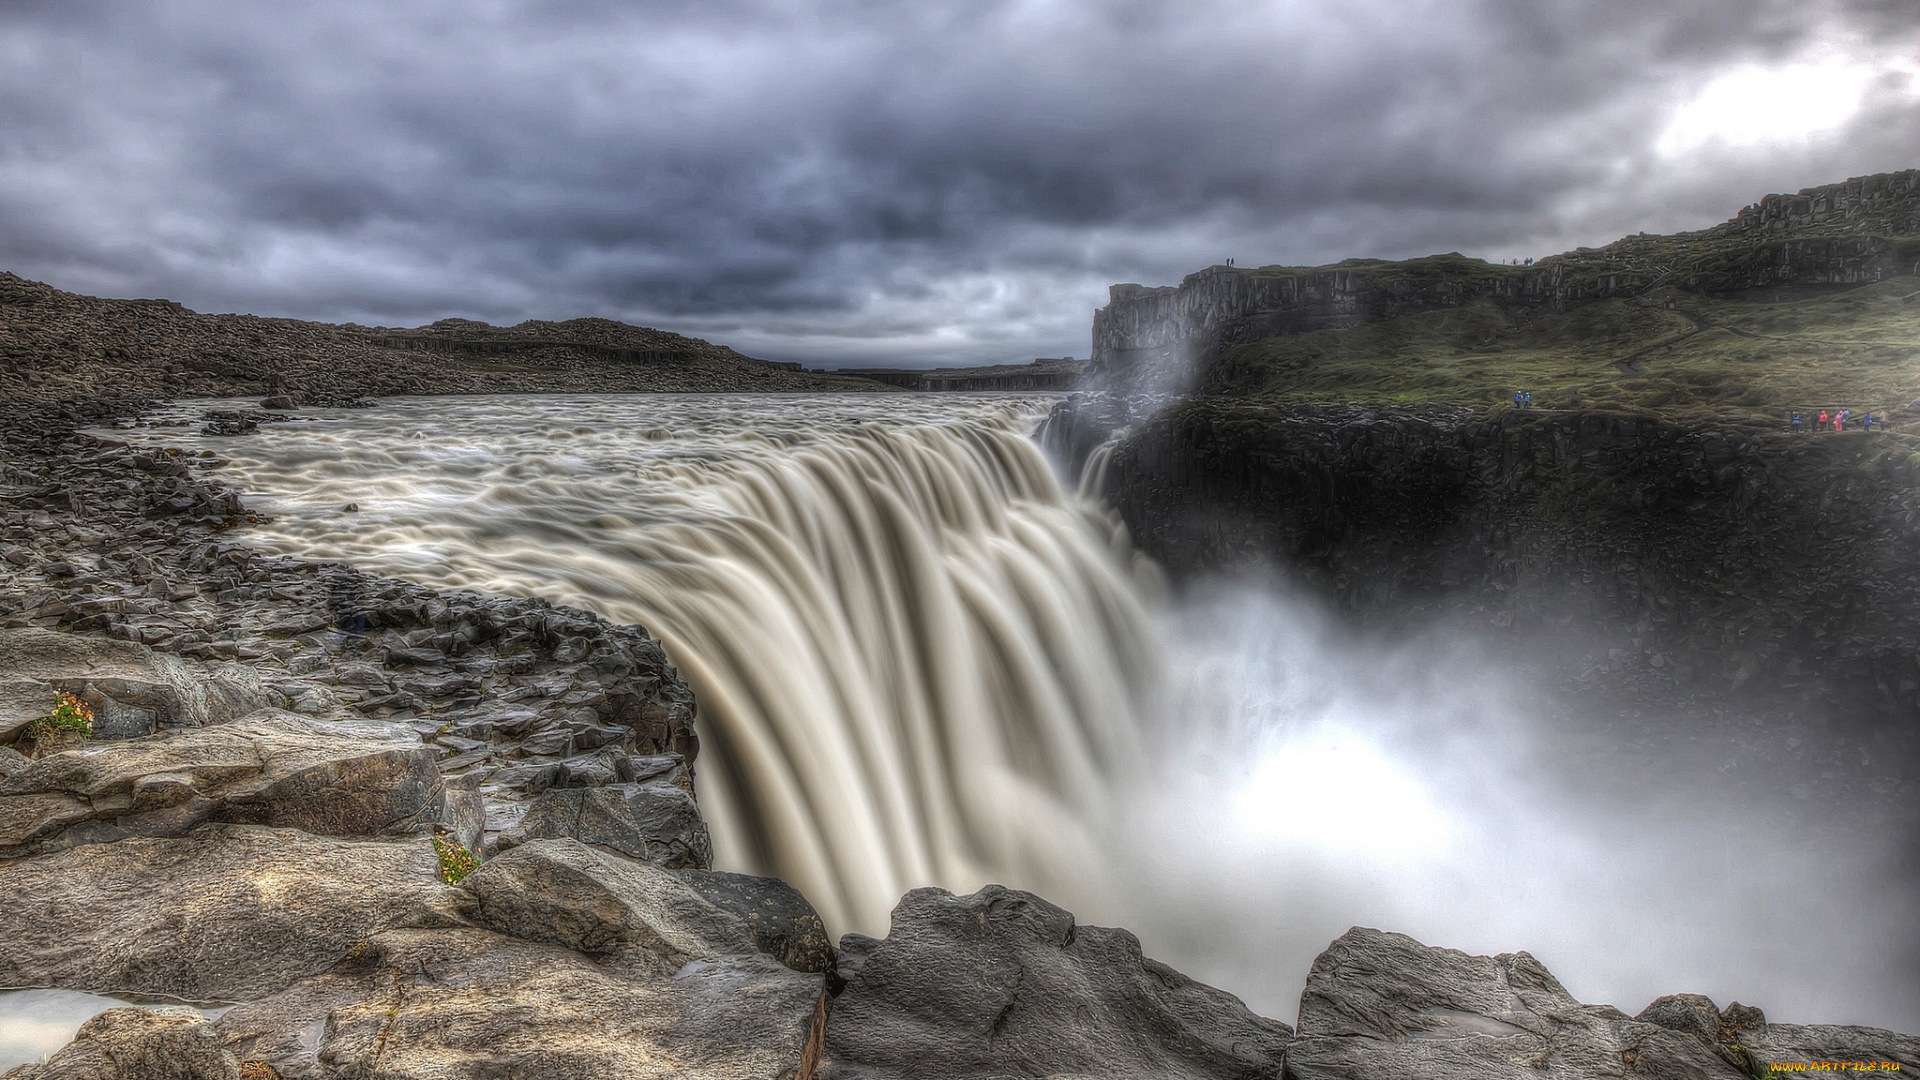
left=1207, top=277, right=1920, bottom=422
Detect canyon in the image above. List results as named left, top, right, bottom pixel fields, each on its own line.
left=4, top=167, right=1920, bottom=1078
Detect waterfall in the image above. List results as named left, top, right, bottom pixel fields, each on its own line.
left=148, top=394, right=1158, bottom=933
left=597, top=416, right=1156, bottom=930
left=118, top=393, right=1920, bottom=1028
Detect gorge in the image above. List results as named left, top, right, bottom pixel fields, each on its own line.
left=3, top=171, right=1920, bottom=1079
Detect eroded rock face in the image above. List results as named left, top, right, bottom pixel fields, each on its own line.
left=1288, top=927, right=1920, bottom=1079
left=0, top=710, right=448, bottom=857
left=0, top=825, right=463, bottom=1003
left=820, top=884, right=1291, bottom=1080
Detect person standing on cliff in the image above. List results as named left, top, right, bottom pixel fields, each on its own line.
left=1819, top=409, right=1830, bottom=431
left=1791, top=412, right=1802, bottom=433
left=1863, top=411, right=1874, bottom=431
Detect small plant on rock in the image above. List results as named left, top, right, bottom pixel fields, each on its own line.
left=25, top=692, right=93, bottom=743
left=433, top=831, right=478, bottom=885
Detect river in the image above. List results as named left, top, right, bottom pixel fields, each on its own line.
left=89, top=392, right=1919, bottom=1033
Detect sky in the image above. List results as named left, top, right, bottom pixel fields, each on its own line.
left=1, top=1, right=1917, bottom=368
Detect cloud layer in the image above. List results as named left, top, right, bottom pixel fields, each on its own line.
left=2, top=0, right=1916, bottom=366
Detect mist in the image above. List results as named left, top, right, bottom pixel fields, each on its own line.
left=1094, top=577, right=1920, bottom=1030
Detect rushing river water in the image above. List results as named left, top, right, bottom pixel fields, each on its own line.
left=87, top=392, right=1916, bottom=1035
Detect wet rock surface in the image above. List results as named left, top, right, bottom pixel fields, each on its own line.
left=0, top=628, right=273, bottom=740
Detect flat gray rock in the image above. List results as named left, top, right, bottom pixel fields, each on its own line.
left=460, top=838, right=825, bottom=974
left=214, top=926, right=822, bottom=1080
left=820, top=884, right=1290, bottom=1080
left=0, top=824, right=464, bottom=1003
left=0, top=710, right=448, bottom=857
left=0, top=629, right=273, bottom=740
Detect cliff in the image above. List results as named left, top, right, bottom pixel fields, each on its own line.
left=1101, top=400, right=1920, bottom=714
left=1091, top=170, right=1920, bottom=390
left=1067, top=169, right=1920, bottom=732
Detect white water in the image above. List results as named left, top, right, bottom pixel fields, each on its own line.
left=113, top=393, right=1918, bottom=1031
left=136, top=394, right=1157, bottom=934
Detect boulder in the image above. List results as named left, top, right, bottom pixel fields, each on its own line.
left=1, top=1006, right=238, bottom=1080
left=0, top=824, right=463, bottom=1002
left=0, top=710, right=449, bottom=857
left=677, top=868, right=834, bottom=975
left=819, top=884, right=1290, bottom=1080
left=212, top=926, right=821, bottom=1080
left=1635, top=992, right=1725, bottom=1043
left=0, top=629, right=273, bottom=740
left=495, top=778, right=712, bottom=869
left=459, top=838, right=826, bottom=974
left=1287, top=927, right=1920, bottom=1079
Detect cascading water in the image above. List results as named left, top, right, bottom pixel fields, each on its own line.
left=117, top=392, right=1919, bottom=1030
left=135, top=394, right=1157, bottom=933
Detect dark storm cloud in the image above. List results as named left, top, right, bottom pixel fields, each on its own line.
left=0, top=1, right=1915, bottom=365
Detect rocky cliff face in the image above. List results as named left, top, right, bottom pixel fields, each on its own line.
left=1090, top=170, right=1920, bottom=389
left=1101, top=401, right=1920, bottom=714
left=1717, top=170, right=1920, bottom=238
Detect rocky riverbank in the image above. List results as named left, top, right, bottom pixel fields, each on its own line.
left=0, top=401, right=1904, bottom=1068
left=1, top=398, right=1916, bottom=1077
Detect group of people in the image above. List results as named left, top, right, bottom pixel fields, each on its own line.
left=1513, top=390, right=1533, bottom=408
left=1790, top=408, right=1876, bottom=433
